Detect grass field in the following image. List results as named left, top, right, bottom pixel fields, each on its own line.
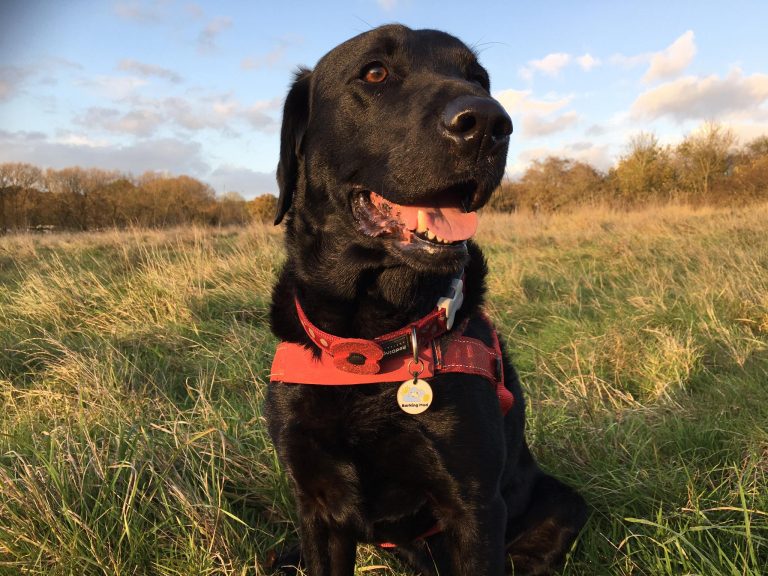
left=1, top=204, right=767, bottom=575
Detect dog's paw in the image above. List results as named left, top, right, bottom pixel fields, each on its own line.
left=507, top=552, right=554, bottom=576
left=267, top=543, right=303, bottom=576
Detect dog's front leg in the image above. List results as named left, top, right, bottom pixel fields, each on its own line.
left=298, top=514, right=356, bottom=576
left=439, top=495, right=508, bottom=576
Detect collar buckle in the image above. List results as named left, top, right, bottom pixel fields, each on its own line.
left=437, top=277, right=464, bottom=330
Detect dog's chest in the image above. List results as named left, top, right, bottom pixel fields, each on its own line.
left=267, top=383, right=457, bottom=528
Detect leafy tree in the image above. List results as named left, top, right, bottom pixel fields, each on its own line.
left=509, top=157, right=605, bottom=211
left=0, top=163, right=43, bottom=230
left=732, top=135, right=768, bottom=203
left=745, top=135, right=768, bottom=158
left=46, top=167, right=118, bottom=230
left=215, top=191, right=249, bottom=225
left=612, top=133, right=677, bottom=207
left=137, top=172, right=215, bottom=227
left=247, top=194, right=278, bottom=222
left=488, top=181, right=522, bottom=212
left=675, top=122, right=737, bottom=204
left=95, top=177, right=137, bottom=227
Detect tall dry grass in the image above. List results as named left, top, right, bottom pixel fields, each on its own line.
left=1, top=206, right=766, bottom=575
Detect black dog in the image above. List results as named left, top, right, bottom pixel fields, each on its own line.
left=265, top=24, right=586, bottom=575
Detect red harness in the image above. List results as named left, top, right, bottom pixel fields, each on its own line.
left=269, top=298, right=513, bottom=414
left=269, top=291, right=514, bottom=548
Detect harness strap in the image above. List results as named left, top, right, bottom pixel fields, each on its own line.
left=270, top=313, right=514, bottom=550
left=437, top=325, right=514, bottom=416
left=270, top=321, right=513, bottom=415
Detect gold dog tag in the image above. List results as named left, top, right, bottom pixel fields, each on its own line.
left=397, top=379, right=433, bottom=414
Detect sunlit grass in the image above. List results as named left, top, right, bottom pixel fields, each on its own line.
left=1, top=206, right=767, bottom=574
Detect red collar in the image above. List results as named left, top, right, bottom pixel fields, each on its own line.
left=269, top=277, right=513, bottom=416
left=293, top=276, right=465, bottom=374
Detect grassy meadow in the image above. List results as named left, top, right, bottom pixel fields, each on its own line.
left=1, top=204, right=767, bottom=575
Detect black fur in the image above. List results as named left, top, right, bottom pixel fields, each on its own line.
left=266, top=24, right=587, bottom=575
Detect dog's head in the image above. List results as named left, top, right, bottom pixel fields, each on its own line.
left=275, top=24, right=511, bottom=274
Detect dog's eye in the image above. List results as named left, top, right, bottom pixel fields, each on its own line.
left=361, top=62, right=389, bottom=84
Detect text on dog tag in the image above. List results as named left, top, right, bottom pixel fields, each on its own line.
left=397, top=379, right=433, bottom=414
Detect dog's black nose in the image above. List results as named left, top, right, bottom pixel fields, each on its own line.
left=440, top=96, right=512, bottom=151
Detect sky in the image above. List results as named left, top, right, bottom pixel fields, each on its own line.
left=2, top=0, right=768, bottom=199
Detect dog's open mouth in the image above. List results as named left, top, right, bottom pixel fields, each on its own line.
left=351, top=190, right=478, bottom=250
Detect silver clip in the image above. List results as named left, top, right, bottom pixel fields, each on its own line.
left=408, top=326, right=423, bottom=383
left=437, top=277, right=464, bottom=330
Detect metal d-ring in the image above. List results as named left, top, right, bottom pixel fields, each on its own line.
left=408, top=326, right=424, bottom=382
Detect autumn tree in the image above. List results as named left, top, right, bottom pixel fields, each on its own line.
left=137, top=172, right=215, bottom=227
left=732, top=135, right=768, bottom=203
left=675, top=122, right=737, bottom=204
left=215, top=191, right=249, bottom=225
left=612, top=132, right=677, bottom=207
left=46, top=167, right=119, bottom=230
left=0, top=163, right=43, bottom=230
left=247, top=194, right=278, bottom=222
left=95, top=177, right=138, bottom=227
left=509, top=156, right=605, bottom=211
left=488, top=181, right=522, bottom=212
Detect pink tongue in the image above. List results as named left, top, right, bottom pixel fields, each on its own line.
left=370, top=192, right=478, bottom=242
left=401, top=205, right=477, bottom=241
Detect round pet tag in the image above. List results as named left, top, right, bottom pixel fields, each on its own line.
left=397, top=379, right=433, bottom=414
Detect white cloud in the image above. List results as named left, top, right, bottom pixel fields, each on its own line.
left=117, top=59, right=183, bottom=83
left=0, top=130, right=210, bottom=177
left=586, top=124, right=607, bottom=137
left=71, top=92, right=280, bottom=137
left=725, top=121, right=768, bottom=144
left=609, top=30, right=697, bottom=83
left=241, top=49, right=284, bottom=70
left=75, top=107, right=162, bottom=137
left=0, top=129, right=280, bottom=195
left=522, top=112, right=579, bottom=138
left=53, top=132, right=111, bottom=148
left=79, top=74, right=148, bottom=100
left=207, top=165, right=277, bottom=197
left=241, top=35, right=302, bottom=70
left=164, top=94, right=279, bottom=133
left=577, top=53, right=601, bottom=71
left=495, top=89, right=578, bottom=138
left=161, top=96, right=230, bottom=131
left=642, top=30, right=696, bottom=84
left=494, top=89, right=572, bottom=117
left=0, top=66, right=30, bottom=101
left=242, top=99, right=280, bottom=131
left=610, top=52, right=651, bottom=69
left=377, top=0, right=398, bottom=11
left=185, top=2, right=205, bottom=19
left=519, top=52, right=601, bottom=79
left=113, top=1, right=166, bottom=23
left=631, top=68, right=768, bottom=122
left=520, top=52, right=572, bottom=80
left=508, top=141, right=613, bottom=176
left=198, top=16, right=232, bottom=52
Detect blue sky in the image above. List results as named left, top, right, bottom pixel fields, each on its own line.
left=2, top=0, right=767, bottom=198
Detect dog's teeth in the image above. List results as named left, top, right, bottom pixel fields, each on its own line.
left=426, top=230, right=436, bottom=240
left=435, top=234, right=444, bottom=243
left=417, top=210, right=428, bottom=233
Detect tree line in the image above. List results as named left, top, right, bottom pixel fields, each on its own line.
left=0, top=165, right=277, bottom=232
left=3, top=123, right=768, bottom=232
left=490, top=123, right=768, bottom=212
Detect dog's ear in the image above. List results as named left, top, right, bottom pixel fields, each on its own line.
left=274, top=68, right=312, bottom=225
